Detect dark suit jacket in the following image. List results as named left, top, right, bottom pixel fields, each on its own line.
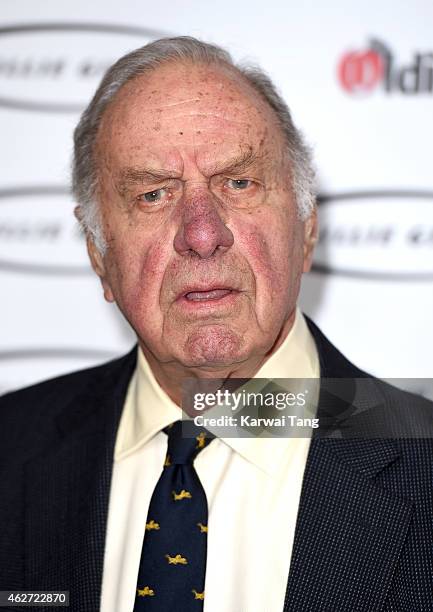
left=1, top=319, right=432, bottom=611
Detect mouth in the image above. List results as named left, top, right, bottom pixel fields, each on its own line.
left=176, top=286, right=239, bottom=309
left=184, top=288, right=234, bottom=301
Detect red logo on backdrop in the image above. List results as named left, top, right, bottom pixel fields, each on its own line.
left=337, top=38, right=433, bottom=95
left=339, top=49, right=384, bottom=93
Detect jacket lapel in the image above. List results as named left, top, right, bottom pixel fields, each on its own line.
left=283, top=319, right=414, bottom=611
left=24, top=349, right=137, bottom=611
left=283, top=437, right=413, bottom=611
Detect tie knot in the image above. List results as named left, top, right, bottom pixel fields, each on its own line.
left=163, top=420, right=214, bottom=465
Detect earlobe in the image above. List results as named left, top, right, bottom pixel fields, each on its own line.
left=86, top=237, right=115, bottom=303
left=302, top=207, right=318, bottom=273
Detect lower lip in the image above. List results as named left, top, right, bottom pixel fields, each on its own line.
left=176, top=289, right=239, bottom=310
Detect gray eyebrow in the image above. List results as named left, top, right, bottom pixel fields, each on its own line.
left=115, top=167, right=182, bottom=194
left=205, top=148, right=268, bottom=176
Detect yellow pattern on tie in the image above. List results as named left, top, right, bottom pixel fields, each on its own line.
left=164, top=454, right=171, bottom=467
left=165, top=553, right=188, bottom=565
left=197, top=522, right=208, bottom=533
left=145, top=519, right=160, bottom=531
left=137, top=586, right=155, bottom=597
left=192, top=590, right=205, bottom=600
left=195, top=432, right=206, bottom=449
left=172, top=489, right=192, bottom=500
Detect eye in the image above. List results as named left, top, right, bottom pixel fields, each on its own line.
left=140, top=188, right=167, bottom=203
left=226, top=179, right=252, bottom=190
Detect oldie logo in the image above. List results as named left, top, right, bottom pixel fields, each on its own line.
left=313, top=191, right=433, bottom=279
left=0, top=187, right=91, bottom=274
left=0, top=23, right=166, bottom=112
left=338, top=38, right=433, bottom=95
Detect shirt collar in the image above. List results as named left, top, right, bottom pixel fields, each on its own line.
left=114, top=349, right=182, bottom=461
left=115, top=307, right=320, bottom=472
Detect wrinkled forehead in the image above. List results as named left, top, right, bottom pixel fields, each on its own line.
left=95, top=60, right=285, bottom=161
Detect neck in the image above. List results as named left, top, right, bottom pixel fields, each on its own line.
left=139, top=311, right=296, bottom=406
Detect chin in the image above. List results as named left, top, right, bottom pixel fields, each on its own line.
left=181, top=325, right=248, bottom=368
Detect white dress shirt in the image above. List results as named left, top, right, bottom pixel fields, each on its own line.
left=100, top=309, right=319, bottom=612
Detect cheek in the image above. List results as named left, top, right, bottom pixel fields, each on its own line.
left=239, top=216, right=299, bottom=295
left=106, top=234, right=170, bottom=312
left=241, top=226, right=277, bottom=288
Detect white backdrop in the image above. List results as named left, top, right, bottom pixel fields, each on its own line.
left=1, top=0, right=432, bottom=396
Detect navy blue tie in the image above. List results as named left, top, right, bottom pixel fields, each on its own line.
left=133, top=420, right=214, bottom=611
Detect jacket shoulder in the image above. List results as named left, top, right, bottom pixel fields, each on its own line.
left=0, top=348, right=137, bottom=423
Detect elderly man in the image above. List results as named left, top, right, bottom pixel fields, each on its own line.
left=0, top=37, right=432, bottom=612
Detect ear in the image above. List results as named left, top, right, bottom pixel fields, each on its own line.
left=302, top=206, right=318, bottom=273
left=86, top=236, right=115, bottom=303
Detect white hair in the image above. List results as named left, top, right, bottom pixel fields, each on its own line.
left=72, top=36, right=316, bottom=253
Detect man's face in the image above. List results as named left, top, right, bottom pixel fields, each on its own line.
left=89, top=61, right=316, bottom=370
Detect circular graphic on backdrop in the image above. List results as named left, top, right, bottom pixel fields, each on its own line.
left=0, top=22, right=168, bottom=112
left=313, top=191, right=433, bottom=280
